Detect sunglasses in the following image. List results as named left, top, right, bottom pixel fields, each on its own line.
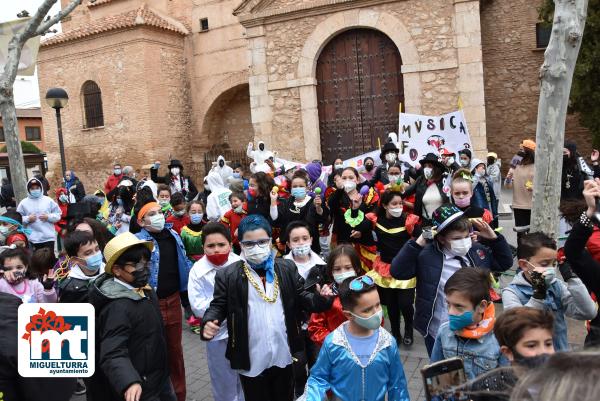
left=240, top=238, right=271, bottom=248
left=123, top=260, right=150, bottom=272
left=349, top=275, right=375, bottom=292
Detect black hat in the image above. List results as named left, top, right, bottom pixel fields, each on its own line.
left=168, top=159, right=183, bottom=170
left=419, top=153, right=444, bottom=169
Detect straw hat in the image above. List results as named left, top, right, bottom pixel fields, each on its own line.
left=103, top=232, right=154, bottom=274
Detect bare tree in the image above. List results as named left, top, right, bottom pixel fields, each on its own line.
left=531, top=0, right=589, bottom=236
left=0, top=0, right=83, bottom=203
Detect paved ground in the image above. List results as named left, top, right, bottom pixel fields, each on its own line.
left=73, top=188, right=588, bottom=400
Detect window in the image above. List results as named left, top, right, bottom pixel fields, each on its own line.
left=0, top=127, right=4, bottom=142
left=536, top=23, right=552, bottom=49
left=25, top=126, right=41, bottom=141
left=82, top=80, right=104, bottom=128
left=200, top=18, right=209, bottom=32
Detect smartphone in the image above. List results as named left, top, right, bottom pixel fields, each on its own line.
left=421, top=357, right=468, bottom=401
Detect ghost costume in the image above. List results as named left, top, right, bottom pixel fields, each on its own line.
left=205, top=172, right=233, bottom=221
left=212, top=155, right=234, bottom=185
left=247, top=141, right=274, bottom=173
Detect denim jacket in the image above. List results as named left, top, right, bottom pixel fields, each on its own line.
left=431, top=322, right=503, bottom=380
left=135, top=224, right=192, bottom=292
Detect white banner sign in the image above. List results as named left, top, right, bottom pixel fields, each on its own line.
left=397, top=110, right=472, bottom=166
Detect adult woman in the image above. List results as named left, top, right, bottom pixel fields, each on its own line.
left=275, top=170, right=329, bottom=253
left=360, top=157, right=376, bottom=182
left=506, top=139, right=535, bottom=234
left=402, top=153, right=449, bottom=224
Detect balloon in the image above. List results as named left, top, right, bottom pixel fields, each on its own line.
left=272, top=186, right=279, bottom=194
left=359, top=186, right=370, bottom=196
left=315, top=187, right=322, bottom=194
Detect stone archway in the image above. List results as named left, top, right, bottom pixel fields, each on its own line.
left=297, top=9, right=421, bottom=161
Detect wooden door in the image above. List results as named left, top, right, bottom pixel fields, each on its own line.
left=316, top=29, right=404, bottom=163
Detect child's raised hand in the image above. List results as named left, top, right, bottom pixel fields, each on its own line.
left=42, top=270, right=56, bottom=290
left=471, top=218, right=497, bottom=240
left=316, top=283, right=335, bottom=298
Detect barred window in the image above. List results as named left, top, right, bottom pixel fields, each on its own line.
left=25, top=126, right=41, bottom=141
left=82, top=81, right=104, bottom=128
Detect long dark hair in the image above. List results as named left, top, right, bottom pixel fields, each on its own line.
left=376, top=190, right=403, bottom=219
left=250, top=172, right=275, bottom=200
left=325, top=244, right=363, bottom=283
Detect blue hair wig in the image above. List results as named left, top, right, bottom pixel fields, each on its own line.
left=238, top=214, right=272, bottom=240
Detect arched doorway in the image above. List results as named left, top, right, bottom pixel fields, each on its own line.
left=316, top=28, right=404, bottom=162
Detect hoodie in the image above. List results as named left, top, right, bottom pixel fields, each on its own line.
left=247, top=141, right=273, bottom=173
left=305, top=162, right=326, bottom=196
left=17, top=178, right=62, bottom=244
left=212, top=155, right=234, bottom=184
left=205, top=172, right=232, bottom=221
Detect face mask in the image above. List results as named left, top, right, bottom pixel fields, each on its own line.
left=234, top=205, right=244, bottom=214
left=388, top=174, right=400, bottom=184
left=148, top=214, right=165, bottom=231
left=343, top=180, right=357, bottom=193
left=291, top=244, right=311, bottom=257
left=448, top=310, right=474, bottom=331
left=446, top=156, right=455, bottom=166
left=174, top=210, right=186, bottom=217
left=365, top=164, right=374, bottom=172
left=59, top=194, right=68, bottom=203
left=30, top=189, right=42, bottom=198
left=84, top=251, right=103, bottom=272
left=206, top=252, right=230, bottom=266
left=114, top=169, right=122, bottom=175
left=233, top=172, right=241, bottom=179
left=190, top=213, right=203, bottom=224
left=513, top=352, right=551, bottom=369
left=248, top=188, right=258, bottom=198
left=388, top=207, right=403, bottom=218
left=158, top=199, right=169, bottom=207
left=487, top=157, right=495, bottom=165
left=291, top=187, right=306, bottom=199
left=543, top=267, right=556, bottom=286
left=454, top=196, right=471, bottom=208
left=171, top=167, right=180, bottom=175
left=385, top=153, right=397, bottom=163
left=449, top=237, right=472, bottom=257
left=334, top=164, right=344, bottom=170
left=460, top=159, right=470, bottom=167
left=130, top=267, right=150, bottom=288
left=333, top=270, right=356, bottom=284
left=475, top=169, right=485, bottom=178
left=243, top=243, right=271, bottom=265
left=0, top=226, right=9, bottom=235
left=423, top=167, right=433, bottom=179
left=350, top=309, right=383, bottom=330
left=7, top=270, right=25, bottom=285
left=117, top=198, right=124, bottom=206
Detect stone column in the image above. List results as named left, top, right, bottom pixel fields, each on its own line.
left=246, top=26, right=274, bottom=148
left=453, top=0, right=488, bottom=157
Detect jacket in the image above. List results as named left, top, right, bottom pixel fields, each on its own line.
left=390, top=235, right=512, bottom=336
left=472, top=177, right=498, bottom=218
left=205, top=171, right=232, bottom=221
left=17, top=178, right=62, bottom=244
left=431, top=322, right=503, bottom=380
left=150, top=168, right=198, bottom=202
left=308, top=296, right=347, bottom=345
left=402, top=176, right=449, bottom=220
left=276, top=195, right=329, bottom=253
left=104, top=173, right=123, bottom=195
left=89, top=274, right=169, bottom=401
left=299, top=323, right=410, bottom=401
left=57, top=264, right=102, bottom=303
left=135, top=225, right=192, bottom=292
left=502, top=271, right=597, bottom=351
left=221, top=208, right=246, bottom=246
left=0, top=293, right=75, bottom=401
left=200, top=258, right=332, bottom=371
left=328, top=187, right=377, bottom=245
left=64, top=176, right=86, bottom=202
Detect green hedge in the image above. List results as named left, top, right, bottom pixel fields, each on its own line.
left=0, top=141, right=43, bottom=154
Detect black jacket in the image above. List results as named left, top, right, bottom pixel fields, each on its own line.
left=402, top=176, right=449, bottom=220
left=89, top=274, right=169, bottom=401
left=66, top=178, right=86, bottom=202
left=150, top=168, right=198, bottom=202
left=0, top=182, right=15, bottom=207
left=200, top=259, right=332, bottom=371
left=0, top=293, right=75, bottom=401
left=328, top=188, right=375, bottom=245
left=58, top=276, right=95, bottom=303
left=275, top=196, right=330, bottom=253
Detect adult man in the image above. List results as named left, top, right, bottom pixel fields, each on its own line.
left=135, top=202, right=191, bottom=401
left=0, top=178, right=15, bottom=208
left=151, top=159, right=198, bottom=202
left=104, top=163, right=124, bottom=194
left=64, top=170, right=86, bottom=202
left=17, top=178, right=61, bottom=251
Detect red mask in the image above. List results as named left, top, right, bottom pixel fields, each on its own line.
left=248, top=188, right=258, bottom=198
left=206, top=252, right=230, bottom=266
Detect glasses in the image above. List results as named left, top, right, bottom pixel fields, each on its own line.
left=123, top=260, right=150, bottom=272
left=349, top=275, right=375, bottom=292
left=240, top=239, right=271, bottom=248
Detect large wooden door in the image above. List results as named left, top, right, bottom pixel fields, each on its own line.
left=316, top=29, right=404, bottom=162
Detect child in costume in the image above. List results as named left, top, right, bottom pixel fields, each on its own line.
left=157, top=184, right=174, bottom=219
left=0, top=247, right=56, bottom=303
left=300, top=275, right=409, bottom=401
left=221, top=192, right=247, bottom=254
left=166, top=192, right=190, bottom=234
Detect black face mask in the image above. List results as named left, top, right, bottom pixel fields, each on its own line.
left=487, top=157, right=495, bottom=165
left=219, top=160, right=225, bottom=167
left=365, top=164, right=374, bottom=172
left=512, top=352, right=551, bottom=369
left=259, top=144, right=265, bottom=151
left=130, top=267, right=150, bottom=288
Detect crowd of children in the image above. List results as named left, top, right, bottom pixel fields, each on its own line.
left=1, top=140, right=599, bottom=401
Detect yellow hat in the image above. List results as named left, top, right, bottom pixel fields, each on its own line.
left=103, top=232, right=154, bottom=274
left=487, top=152, right=498, bottom=159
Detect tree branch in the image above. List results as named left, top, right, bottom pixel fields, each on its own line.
left=34, top=0, right=82, bottom=37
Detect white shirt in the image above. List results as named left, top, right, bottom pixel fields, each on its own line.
left=114, top=277, right=134, bottom=290
left=283, top=251, right=325, bottom=279
left=422, top=184, right=443, bottom=219
left=188, top=253, right=241, bottom=342
left=239, top=266, right=292, bottom=377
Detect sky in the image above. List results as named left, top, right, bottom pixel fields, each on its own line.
left=1, top=0, right=62, bottom=108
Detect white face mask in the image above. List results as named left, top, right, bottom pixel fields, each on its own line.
left=171, top=167, right=180, bottom=175
left=388, top=174, right=400, bottom=183
left=460, top=159, right=470, bottom=167
left=385, top=153, right=397, bottom=163
left=388, top=207, right=403, bottom=217
left=446, top=156, right=455, bottom=166
left=243, top=244, right=271, bottom=265
left=333, top=270, right=356, bottom=284
left=291, top=244, right=311, bottom=257
left=423, top=167, right=433, bottom=179
left=147, top=214, right=165, bottom=232
left=449, top=237, right=472, bottom=257
left=343, top=180, right=357, bottom=193
left=334, top=164, right=344, bottom=170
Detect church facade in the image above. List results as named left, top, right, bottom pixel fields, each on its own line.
left=37, top=0, right=588, bottom=188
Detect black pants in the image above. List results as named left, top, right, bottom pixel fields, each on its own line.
left=377, top=286, right=415, bottom=339
left=239, top=364, right=294, bottom=401
left=292, top=329, right=319, bottom=397
left=32, top=241, right=55, bottom=251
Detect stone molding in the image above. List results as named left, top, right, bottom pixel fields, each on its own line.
left=401, top=60, right=459, bottom=74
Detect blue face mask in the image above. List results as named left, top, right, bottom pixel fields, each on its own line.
left=84, top=251, right=103, bottom=272
left=448, top=310, right=474, bottom=331
left=233, top=172, right=241, bottom=179
left=190, top=213, right=203, bottom=224
left=116, top=198, right=124, bottom=206
left=29, top=189, right=42, bottom=199
left=291, top=187, right=306, bottom=199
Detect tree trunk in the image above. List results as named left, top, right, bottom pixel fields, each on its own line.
left=531, top=0, right=589, bottom=237
left=0, top=90, right=28, bottom=203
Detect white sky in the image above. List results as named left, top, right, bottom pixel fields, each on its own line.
left=1, top=0, right=63, bottom=108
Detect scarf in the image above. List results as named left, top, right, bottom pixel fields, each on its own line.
left=0, top=216, right=32, bottom=235
left=247, top=251, right=275, bottom=283
left=457, top=302, right=495, bottom=339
